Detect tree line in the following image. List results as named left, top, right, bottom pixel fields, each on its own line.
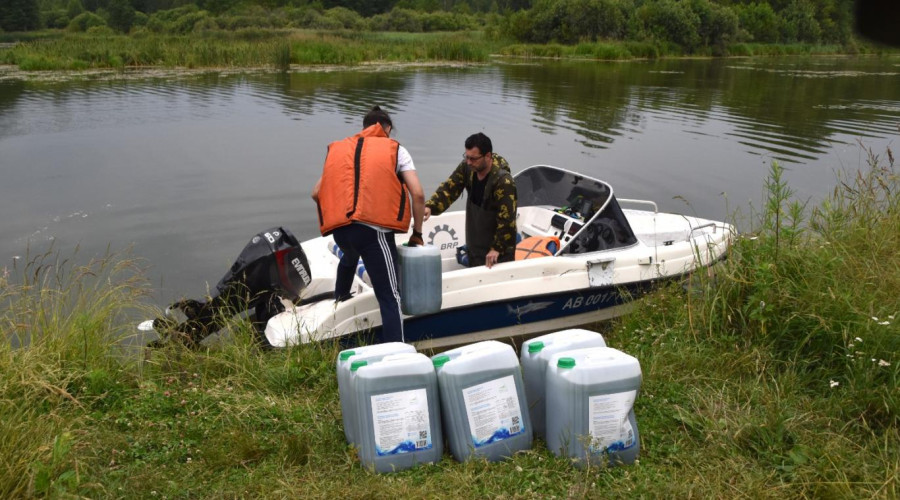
left=2, top=0, right=857, bottom=50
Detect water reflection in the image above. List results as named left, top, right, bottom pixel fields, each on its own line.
left=501, top=58, right=899, bottom=163
left=0, top=57, right=897, bottom=300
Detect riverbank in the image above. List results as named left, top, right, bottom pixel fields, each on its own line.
left=0, top=29, right=891, bottom=78
left=1, top=147, right=897, bottom=496
left=0, top=60, right=481, bottom=83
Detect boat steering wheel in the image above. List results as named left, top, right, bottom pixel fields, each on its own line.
left=594, top=220, right=617, bottom=250
left=565, top=219, right=616, bottom=252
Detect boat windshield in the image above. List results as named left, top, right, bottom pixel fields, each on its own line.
left=515, top=166, right=637, bottom=254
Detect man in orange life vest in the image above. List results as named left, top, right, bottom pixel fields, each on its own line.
left=312, top=106, right=425, bottom=343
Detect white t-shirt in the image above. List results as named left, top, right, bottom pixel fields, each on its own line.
left=397, top=145, right=415, bottom=173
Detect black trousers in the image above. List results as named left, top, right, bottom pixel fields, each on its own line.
left=332, top=224, right=404, bottom=343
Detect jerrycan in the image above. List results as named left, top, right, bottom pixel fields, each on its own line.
left=336, top=342, right=416, bottom=445
left=351, top=352, right=443, bottom=473
left=397, top=244, right=442, bottom=315
left=431, top=340, right=532, bottom=462
left=545, top=347, right=642, bottom=467
left=520, top=329, right=607, bottom=440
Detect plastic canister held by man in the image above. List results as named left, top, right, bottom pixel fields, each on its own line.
left=520, top=329, right=607, bottom=440
left=351, top=352, right=443, bottom=473
left=336, top=342, right=416, bottom=445
left=397, top=244, right=442, bottom=315
left=432, top=340, right=532, bottom=462
left=545, top=347, right=642, bottom=467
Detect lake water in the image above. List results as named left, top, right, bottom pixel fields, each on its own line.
left=1, top=56, right=898, bottom=305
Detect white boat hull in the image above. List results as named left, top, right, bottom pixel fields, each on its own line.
left=265, top=194, right=732, bottom=348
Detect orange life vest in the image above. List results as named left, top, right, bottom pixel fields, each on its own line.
left=316, top=124, right=411, bottom=235
left=515, top=236, right=560, bottom=260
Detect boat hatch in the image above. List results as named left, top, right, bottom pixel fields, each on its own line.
left=515, top=165, right=638, bottom=255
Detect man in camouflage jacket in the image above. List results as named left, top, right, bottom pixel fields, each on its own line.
left=424, top=133, right=517, bottom=268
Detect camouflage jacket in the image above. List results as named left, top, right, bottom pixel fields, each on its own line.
left=425, top=153, right=518, bottom=256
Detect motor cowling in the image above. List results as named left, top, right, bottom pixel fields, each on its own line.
left=216, top=227, right=311, bottom=301
left=149, top=226, right=311, bottom=348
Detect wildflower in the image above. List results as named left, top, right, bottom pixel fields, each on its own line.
left=872, top=316, right=879, bottom=321
left=829, top=380, right=839, bottom=388
left=879, top=360, right=891, bottom=367
left=879, top=321, right=890, bottom=326
left=855, top=337, right=863, bottom=343
left=889, top=315, right=895, bottom=320
left=516, top=466, right=523, bottom=472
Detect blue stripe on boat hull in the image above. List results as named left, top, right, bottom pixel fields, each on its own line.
left=401, top=280, right=655, bottom=344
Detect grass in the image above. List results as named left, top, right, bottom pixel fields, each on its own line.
left=1, top=29, right=891, bottom=72
left=1, top=147, right=897, bottom=497
left=0, top=30, right=495, bottom=71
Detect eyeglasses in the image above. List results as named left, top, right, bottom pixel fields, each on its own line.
left=463, top=153, right=485, bottom=162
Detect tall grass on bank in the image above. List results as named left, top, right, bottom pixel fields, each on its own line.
left=499, top=40, right=871, bottom=60
left=612, top=147, right=898, bottom=496
left=3, top=30, right=887, bottom=72
left=0, top=250, right=152, bottom=497
left=0, top=148, right=897, bottom=496
left=0, top=30, right=493, bottom=71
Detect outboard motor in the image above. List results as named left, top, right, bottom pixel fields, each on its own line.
left=146, top=227, right=312, bottom=348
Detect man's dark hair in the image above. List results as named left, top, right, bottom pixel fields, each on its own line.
left=464, top=132, right=492, bottom=155
left=363, top=106, right=393, bottom=130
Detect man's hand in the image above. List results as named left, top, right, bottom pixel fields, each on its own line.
left=485, top=249, right=500, bottom=268
left=423, top=206, right=432, bottom=221
left=407, top=230, right=424, bottom=247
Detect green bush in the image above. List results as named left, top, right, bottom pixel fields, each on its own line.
left=145, top=6, right=209, bottom=33
left=107, top=0, right=135, bottom=33
left=173, top=11, right=212, bottom=34
left=66, top=0, right=83, bottom=20
left=288, top=9, right=342, bottom=30
left=216, top=8, right=289, bottom=30
left=323, top=6, right=365, bottom=30
left=736, top=2, right=779, bottom=43
left=687, top=0, right=738, bottom=49
left=369, top=8, right=424, bottom=32
left=192, top=16, right=219, bottom=32
left=132, top=11, right=147, bottom=28
left=421, top=11, right=476, bottom=31
left=780, top=0, right=821, bottom=43
left=522, top=0, right=631, bottom=44
left=501, top=9, right=536, bottom=42
left=43, top=8, right=70, bottom=29
left=86, top=25, right=115, bottom=35
left=634, top=0, right=701, bottom=51
left=67, top=11, right=106, bottom=32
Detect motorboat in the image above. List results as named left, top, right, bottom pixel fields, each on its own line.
left=263, top=165, right=732, bottom=350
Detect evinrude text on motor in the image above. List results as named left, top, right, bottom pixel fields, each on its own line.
left=141, top=227, right=312, bottom=348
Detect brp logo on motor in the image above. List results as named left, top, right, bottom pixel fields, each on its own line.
left=427, top=224, right=459, bottom=251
